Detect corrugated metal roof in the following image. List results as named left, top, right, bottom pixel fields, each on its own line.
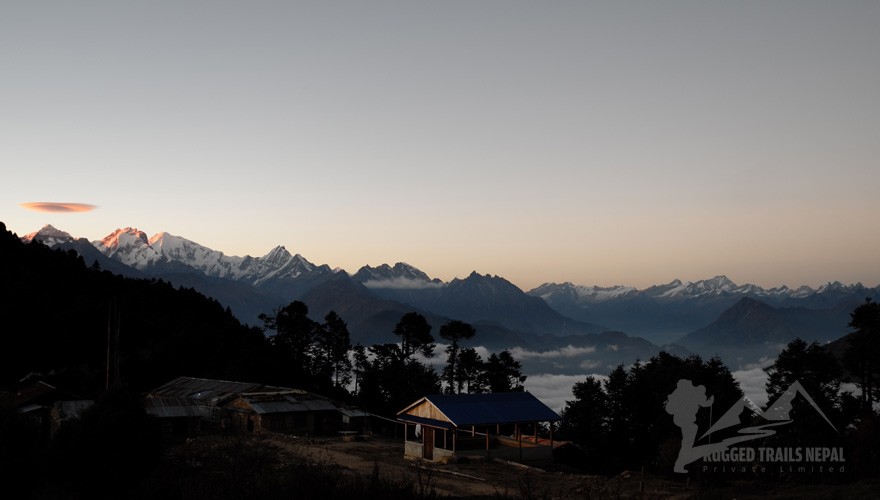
left=147, top=377, right=343, bottom=418
left=0, top=381, right=57, bottom=408
left=300, top=399, right=338, bottom=412
left=239, top=394, right=339, bottom=415
left=148, top=376, right=266, bottom=403
left=398, top=392, right=561, bottom=427
left=244, top=393, right=299, bottom=414
left=144, top=396, right=206, bottom=418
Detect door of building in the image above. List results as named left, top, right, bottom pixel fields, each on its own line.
left=423, top=427, right=434, bottom=460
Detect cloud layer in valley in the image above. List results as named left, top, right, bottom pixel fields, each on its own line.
left=525, top=373, right=609, bottom=413
left=731, top=357, right=774, bottom=408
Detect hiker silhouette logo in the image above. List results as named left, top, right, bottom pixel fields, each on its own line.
left=665, top=379, right=838, bottom=473
left=665, top=380, right=714, bottom=472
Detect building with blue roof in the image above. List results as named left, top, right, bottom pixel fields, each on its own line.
left=397, top=392, right=562, bottom=463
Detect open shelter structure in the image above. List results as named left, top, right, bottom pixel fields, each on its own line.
left=397, top=392, right=561, bottom=463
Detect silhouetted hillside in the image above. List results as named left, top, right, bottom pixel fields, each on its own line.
left=676, top=297, right=854, bottom=362
left=0, top=222, right=280, bottom=397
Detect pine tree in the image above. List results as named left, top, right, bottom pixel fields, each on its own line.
left=439, top=320, right=476, bottom=393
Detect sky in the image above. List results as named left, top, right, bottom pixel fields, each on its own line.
left=3, top=1, right=879, bottom=291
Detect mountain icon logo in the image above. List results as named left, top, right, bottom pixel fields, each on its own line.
left=665, top=379, right=836, bottom=473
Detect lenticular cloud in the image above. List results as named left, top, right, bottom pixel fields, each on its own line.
left=21, top=202, right=97, bottom=213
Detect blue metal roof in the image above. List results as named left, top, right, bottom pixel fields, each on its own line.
left=400, top=392, right=561, bottom=427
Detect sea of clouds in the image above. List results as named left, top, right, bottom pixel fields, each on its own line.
left=373, top=342, right=775, bottom=414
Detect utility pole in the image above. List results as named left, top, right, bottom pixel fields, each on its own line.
left=105, top=297, right=120, bottom=391
left=105, top=298, right=112, bottom=391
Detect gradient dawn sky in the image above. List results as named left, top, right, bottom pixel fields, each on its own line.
left=2, top=1, right=878, bottom=291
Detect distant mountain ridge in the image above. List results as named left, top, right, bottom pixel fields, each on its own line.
left=353, top=262, right=443, bottom=288
left=22, top=225, right=144, bottom=278
left=21, top=224, right=876, bottom=369
left=89, top=226, right=335, bottom=286
left=529, top=275, right=851, bottom=305
left=352, top=269, right=604, bottom=336
left=21, top=225, right=606, bottom=341
left=27, top=225, right=872, bottom=308
left=24, top=225, right=337, bottom=324
left=528, top=276, right=878, bottom=343
left=4, top=222, right=278, bottom=396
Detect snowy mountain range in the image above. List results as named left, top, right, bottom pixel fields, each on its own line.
left=22, top=225, right=606, bottom=339
left=90, top=226, right=334, bottom=286
left=528, top=277, right=877, bottom=344
left=529, top=275, right=838, bottom=304
left=21, top=224, right=877, bottom=365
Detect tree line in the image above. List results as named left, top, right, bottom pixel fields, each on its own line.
left=0, top=222, right=531, bottom=498
left=0, top=220, right=526, bottom=420
left=258, top=301, right=526, bottom=416
left=556, top=298, right=880, bottom=479
left=5, top=220, right=879, bottom=485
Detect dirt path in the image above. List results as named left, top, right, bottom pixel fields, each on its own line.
left=174, top=434, right=880, bottom=499
left=263, top=434, right=697, bottom=499
left=268, top=435, right=506, bottom=498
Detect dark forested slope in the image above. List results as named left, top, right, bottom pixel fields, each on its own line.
left=0, top=222, right=279, bottom=397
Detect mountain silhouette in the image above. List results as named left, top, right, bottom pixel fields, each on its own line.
left=703, top=380, right=836, bottom=440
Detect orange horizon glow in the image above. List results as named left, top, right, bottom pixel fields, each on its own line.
left=20, top=202, right=98, bottom=213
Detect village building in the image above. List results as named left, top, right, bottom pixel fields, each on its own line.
left=224, top=390, right=340, bottom=435
left=144, top=376, right=272, bottom=438
left=144, top=376, right=369, bottom=439
left=397, top=392, right=562, bottom=464
left=49, top=400, right=95, bottom=438
left=0, top=380, right=92, bottom=443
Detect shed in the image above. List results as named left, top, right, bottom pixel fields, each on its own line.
left=338, top=407, right=371, bottom=432
left=1, top=381, right=83, bottom=443
left=225, top=390, right=340, bottom=435
left=49, top=400, right=94, bottom=438
left=144, top=376, right=286, bottom=437
left=397, top=392, right=561, bottom=463
left=143, top=396, right=206, bottom=439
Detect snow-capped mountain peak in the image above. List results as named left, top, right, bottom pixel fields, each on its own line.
left=353, top=262, right=442, bottom=289
left=263, top=245, right=292, bottom=265
left=292, top=254, right=313, bottom=270
left=651, top=276, right=742, bottom=298
left=655, top=278, right=689, bottom=297
left=92, top=227, right=164, bottom=269
left=684, top=275, right=738, bottom=295
left=701, top=275, right=736, bottom=290
left=153, top=232, right=206, bottom=257
left=815, top=281, right=866, bottom=295
left=530, top=282, right=637, bottom=302
left=22, top=224, right=76, bottom=246
left=95, top=227, right=150, bottom=252
left=148, top=231, right=244, bottom=278
left=356, top=262, right=431, bottom=281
